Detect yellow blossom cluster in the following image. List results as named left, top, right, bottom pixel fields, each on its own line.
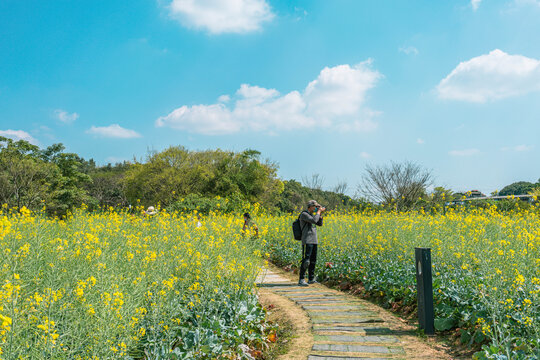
left=0, top=206, right=266, bottom=359
left=262, top=205, right=540, bottom=354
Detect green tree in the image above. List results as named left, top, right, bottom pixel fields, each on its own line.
left=498, top=181, right=535, bottom=196
left=86, top=162, right=131, bottom=209
left=41, top=145, right=93, bottom=215
left=431, top=186, right=454, bottom=202
left=123, top=147, right=283, bottom=209
left=0, top=137, right=53, bottom=209
left=277, top=179, right=366, bottom=213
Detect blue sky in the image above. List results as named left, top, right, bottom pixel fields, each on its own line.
left=1, top=0, right=540, bottom=195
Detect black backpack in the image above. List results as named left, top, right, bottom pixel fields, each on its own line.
left=292, top=211, right=308, bottom=241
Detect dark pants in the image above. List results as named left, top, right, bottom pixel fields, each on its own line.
left=299, top=244, right=317, bottom=281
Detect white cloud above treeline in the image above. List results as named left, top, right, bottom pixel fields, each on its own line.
left=168, top=0, right=274, bottom=34
left=471, top=0, right=482, bottom=11
left=86, top=124, right=141, bottom=139
left=0, top=129, right=38, bottom=144
left=54, top=109, right=79, bottom=124
left=437, top=49, right=540, bottom=102
left=156, top=61, right=382, bottom=135
left=449, top=148, right=480, bottom=156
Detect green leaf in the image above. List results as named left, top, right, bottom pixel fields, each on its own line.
left=434, top=318, right=455, bottom=331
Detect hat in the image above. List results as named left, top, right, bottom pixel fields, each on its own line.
left=145, top=206, right=157, bottom=215
left=307, top=200, right=321, bottom=208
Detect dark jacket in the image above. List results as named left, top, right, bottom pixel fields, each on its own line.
left=299, top=211, right=323, bottom=245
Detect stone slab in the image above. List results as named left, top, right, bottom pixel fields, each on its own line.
left=309, top=311, right=375, bottom=318
left=257, top=283, right=298, bottom=288
left=303, top=305, right=360, bottom=311
left=315, top=334, right=399, bottom=343
left=282, top=294, right=341, bottom=298
left=308, top=356, right=385, bottom=360
left=295, top=300, right=353, bottom=305
left=312, top=344, right=403, bottom=354
left=274, top=288, right=322, bottom=292
left=312, top=318, right=383, bottom=324
left=283, top=293, right=340, bottom=298
left=314, top=326, right=392, bottom=334
left=288, top=296, right=348, bottom=301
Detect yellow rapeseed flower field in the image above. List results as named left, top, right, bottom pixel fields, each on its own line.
left=2, top=203, right=539, bottom=358
left=0, top=206, right=269, bottom=359
left=262, top=205, right=540, bottom=358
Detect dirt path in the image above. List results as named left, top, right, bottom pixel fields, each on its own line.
left=257, top=265, right=457, bottom=360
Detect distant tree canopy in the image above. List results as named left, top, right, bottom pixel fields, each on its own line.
left=123, top=147, right=284, bottom=209
left=0, top=140, right=290, bottom=214
left=5, top=137, right=538, bottom=216
left=498, top=181, right=537, bottom=196
left=277, top=179, right=369, bottom=213
left=2, top=139, right=372, bottom=215
left=0, top=137, right=91, bottom=215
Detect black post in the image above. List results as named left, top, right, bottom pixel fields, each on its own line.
left=415, top=247, right=434, bottom=335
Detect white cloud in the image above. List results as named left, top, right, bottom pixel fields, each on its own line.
left=515, top=0, right=540, bottom=7
left=471, top=0, right=482, bottom=11
left=359, top=152, right=371, bottom=159
left=399, top=46, right=418, bottom=55
left=86, top=124, right=141, bottom=139
left=217, top=95, right=230, bottom=103
left=437, top=49, right=540, bottom=102
left=0, top=129, right=38, bottom=144
left=417, top=138, right=425, bottom=144
left=168, top=0, right=274, bottom=34
left=54, top=109, right=79, bottom=124
left=449, top=148, right=480, bottom=156
left=501, top=144, right=534, bottom=152
left=156, top=61, right=382, bottom=135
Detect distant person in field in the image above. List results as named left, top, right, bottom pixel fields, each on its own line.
left=242, top=212, right=259, bottom=238
left=145, top=206, right=157, bottom=217
left=298, top=200, right=325, bottom=286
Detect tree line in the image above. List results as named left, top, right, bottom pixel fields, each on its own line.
left=0, top=137, right=366, bottom=216
left=1, top=136, right=537, bottom=216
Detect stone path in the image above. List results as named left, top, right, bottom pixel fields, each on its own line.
left=256, top=267, right=407, bottom=360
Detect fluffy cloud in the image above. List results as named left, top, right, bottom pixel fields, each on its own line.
left=156, top=61, right=382, bottom=135
left=471, top=0, right=482, bottom=11
left=449, top=148, right=480, bottom=156
left=168, top=0, right=274, bottom=34
left=437, top=49, right=540, bottom=102
left=0, top=129, right=38, bottom=144
left=86, top=124, right=141, bottom=139
left=501, top=144, right=534, bottom=152
left=54, top=109, right=79, bottom=124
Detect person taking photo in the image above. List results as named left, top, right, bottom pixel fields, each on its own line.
left=298, top=200, right=325, bottom=286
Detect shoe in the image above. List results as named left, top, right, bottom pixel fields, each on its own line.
left=308, top=279, right=319, bottom=284
left=298, top=279, right=309, bottom=287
